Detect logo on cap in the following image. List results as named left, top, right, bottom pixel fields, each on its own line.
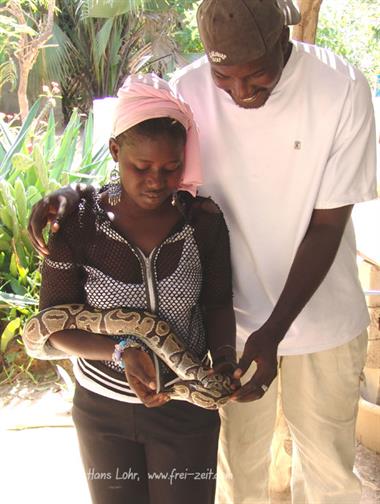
left=209, top=51, right=227, bottom=63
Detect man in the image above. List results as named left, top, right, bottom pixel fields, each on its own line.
left=169, top=2, right=377, bottom=502
left=28, top=1, right=377, bottom=502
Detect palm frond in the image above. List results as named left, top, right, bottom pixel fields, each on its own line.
left=28, top=23, right=75, bottom=100
left=0, top=98, right=42, bottom=179
left=95, top=17, right=114, bottom=66
left=0, top=59, right=17, bottom=93
left=82, top=0, right=169, bottom=18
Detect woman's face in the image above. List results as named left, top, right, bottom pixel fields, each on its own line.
left=109, top=133, right=185, bottom=211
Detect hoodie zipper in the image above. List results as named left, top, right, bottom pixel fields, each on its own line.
left=134, top=246, right=164, bottom=391
left=135, top=247, right=158, bottom=313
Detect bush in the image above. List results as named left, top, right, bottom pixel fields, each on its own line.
left=0, top=95, right=111, bottom=384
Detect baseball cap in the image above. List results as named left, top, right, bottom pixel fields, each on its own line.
left=197, top=0, right=300, bottom=66
left=277, top=0, right=301, bottom=25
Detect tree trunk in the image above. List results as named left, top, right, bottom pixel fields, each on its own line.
left=292, top=0, right=324, bottom=44
left=5, top=0, right=56, bottom=122
left=18, top=65, right=30, bottom=122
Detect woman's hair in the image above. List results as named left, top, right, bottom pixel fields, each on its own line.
left=116, top=117, right=187, bottom=147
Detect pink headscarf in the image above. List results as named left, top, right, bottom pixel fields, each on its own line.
left=112, top=73, right=202, bottom=197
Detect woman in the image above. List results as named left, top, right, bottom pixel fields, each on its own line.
left=23, top=74, right=236, bottom=504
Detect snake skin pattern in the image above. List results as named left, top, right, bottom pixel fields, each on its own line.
left=24, top=304, right=234, bottom=409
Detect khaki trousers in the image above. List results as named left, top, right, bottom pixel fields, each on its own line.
left=216, top=331, right=368, bottom=504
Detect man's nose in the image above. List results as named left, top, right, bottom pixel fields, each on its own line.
left=232, top=79, right=253, bottom=100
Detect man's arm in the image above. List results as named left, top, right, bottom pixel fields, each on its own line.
left=232, top=204, right=353, bottom=402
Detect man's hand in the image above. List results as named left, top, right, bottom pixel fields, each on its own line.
left=231, top=326, right=281, bottom=402
left=28, top=184, right=89, bottom=256
left=123, top=348, right=169, bottom=408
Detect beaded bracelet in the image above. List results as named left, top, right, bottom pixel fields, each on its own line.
left=112, top=337, right=145, bottom=369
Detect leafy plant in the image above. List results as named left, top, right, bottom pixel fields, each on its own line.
left=29, top=0, right=193, bottom=119
left=0, top=0, right=56, bottom=121
left=82, top=0, right=169, bottom=18
left=0, top=95, right=111, bottom=382
left=172, top=0, right=203, bottom=58
left=1, top=0, right=196, bottom=121
left=316, top=0, right=380, bottom=88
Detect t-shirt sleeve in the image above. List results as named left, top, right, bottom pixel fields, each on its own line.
left=23, top=213, right=85, bottom=360
left=169, top=73, right=180, bottom=94
left=315, top=71, right=377, bottom=209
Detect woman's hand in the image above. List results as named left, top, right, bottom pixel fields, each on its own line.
left=28, top=184, right=89, bottom=256
left=123, top=348, right=169, bottom=408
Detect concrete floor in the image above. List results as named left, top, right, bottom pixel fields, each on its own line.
left=1, top=383, right=379, bottom=504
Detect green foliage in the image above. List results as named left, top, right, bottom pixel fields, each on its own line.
left=84, top=0, right=204, bottom=57
left=55, top=0, right=135, bottom=114
left=0, top=12, right=36, bottom=53
left=41, top=0, right=187, bottom=118
left=0, top=60, right=17, bottom=93
left=172, top=0, right=203, bottom=57
left=82, top=0, right=169, bottom=18
left=0, top=98, right=111, bottom=374
left=0, top=1, right=54, bottom=105
left=1, top=0, right=192, bottom=118
left=316, top=0, right=380, bottom=88
left=0, top=11, right=33, bottom=93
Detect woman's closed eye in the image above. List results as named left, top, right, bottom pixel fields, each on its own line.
left=132, top=163, right=182, bottom=174
left=132, top=164, right=149, bottom=172
left=163, top=162, right=183, bottom=173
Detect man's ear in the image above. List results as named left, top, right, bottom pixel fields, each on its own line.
left=109, top=138, right=120, bottom=162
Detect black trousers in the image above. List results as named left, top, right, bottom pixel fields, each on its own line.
left=72, top=383, right=220, bottom=504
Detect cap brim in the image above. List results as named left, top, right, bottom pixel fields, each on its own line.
left=276, top=0, right=301, bottom=25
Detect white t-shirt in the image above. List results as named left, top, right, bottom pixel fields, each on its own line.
left=171, top=41, right=378, bottom=355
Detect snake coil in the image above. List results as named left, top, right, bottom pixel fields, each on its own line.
left=24, top=304, right=234, bottom=410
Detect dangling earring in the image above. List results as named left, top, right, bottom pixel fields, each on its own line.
left=108, top=164, right=122, bottom=206
left=171, top=191, right=178, bottom=207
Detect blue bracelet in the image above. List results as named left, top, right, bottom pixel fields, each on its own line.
left=111, top=336, right=147, bottom=368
